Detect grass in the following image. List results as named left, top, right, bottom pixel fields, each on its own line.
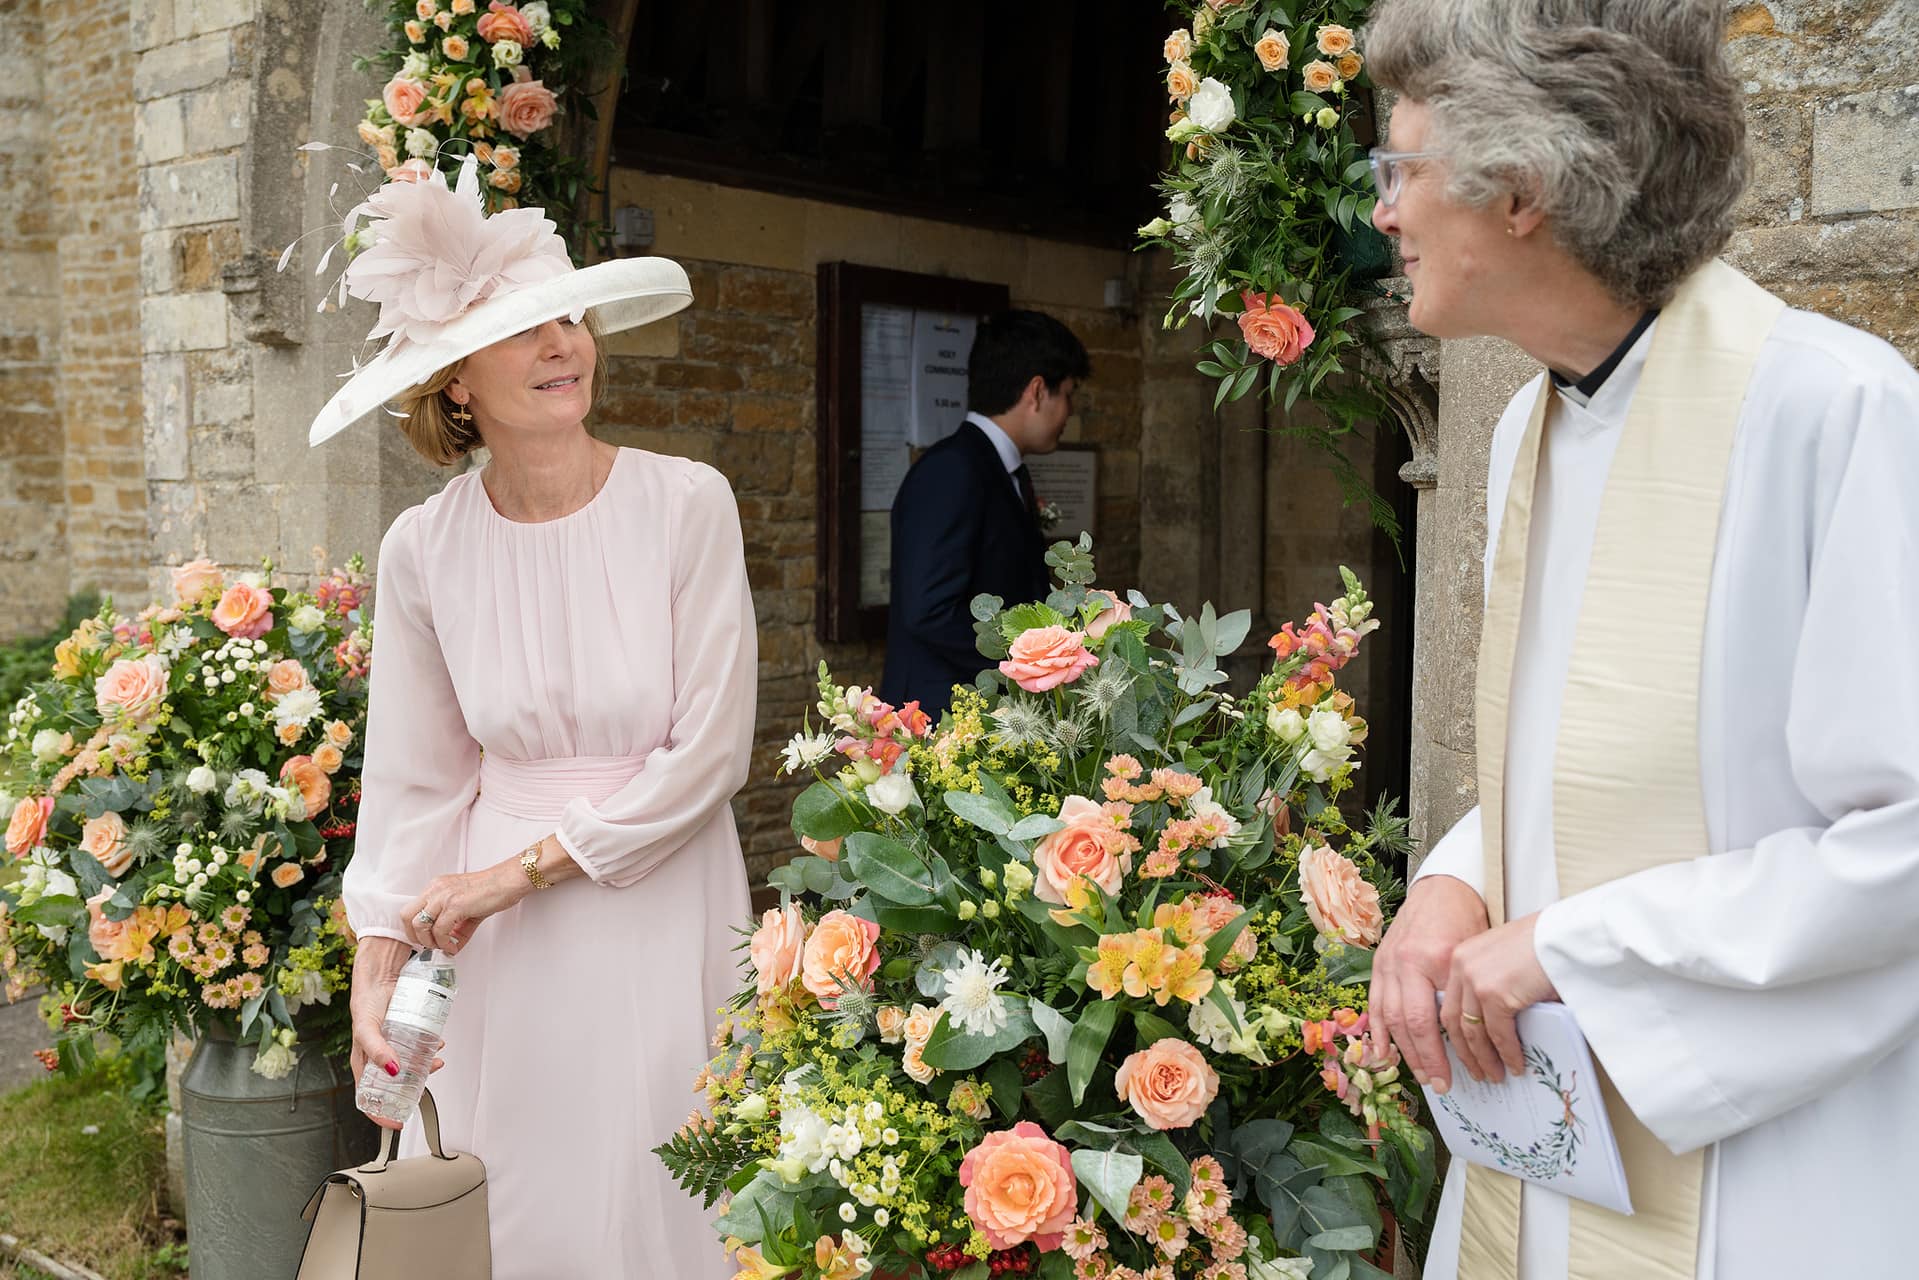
left=0, top=1065, right=184, bottom=1280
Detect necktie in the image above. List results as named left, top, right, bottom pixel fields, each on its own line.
left=1012, top=464, right=1039, bottom=521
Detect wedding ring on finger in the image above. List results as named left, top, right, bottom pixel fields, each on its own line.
left=1461, top=1011, right=1485, bottom=1025
left=414, top=910, right=436, bottom=927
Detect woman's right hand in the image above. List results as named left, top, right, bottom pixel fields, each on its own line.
left=349, top=935, right=441, bottom=1131
left=1367, top=874, right=1492, bottom=1093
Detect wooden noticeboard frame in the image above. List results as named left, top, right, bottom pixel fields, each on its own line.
left=815, top=262, right=1010, bottom=644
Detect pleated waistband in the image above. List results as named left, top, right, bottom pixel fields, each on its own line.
left=476, top=753, right=642, bottom=820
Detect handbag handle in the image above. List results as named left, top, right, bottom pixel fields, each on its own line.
left=360, top=1087, right=453, bottom=1172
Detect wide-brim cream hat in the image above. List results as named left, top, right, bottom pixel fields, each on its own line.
left=306, top=156, right=691, bottom=446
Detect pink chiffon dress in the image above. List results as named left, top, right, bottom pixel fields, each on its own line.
left=343, top=447, right=753, bottom=1279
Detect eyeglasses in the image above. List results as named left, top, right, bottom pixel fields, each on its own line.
left=1369, top=149, right=1438, bottom=209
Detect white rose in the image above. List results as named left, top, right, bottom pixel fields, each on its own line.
left=30, top=728, right=71, bottom=763
left=491, top=38, right=523, bottom=68
left=1168, top=194, right=1199, bottom=241
left=1300, top=746, right=1351, bottom=783
left=288, top=604, right=325, bottom=634
left=35, top=923, right=69, bottom=946
left=186, top=765, right=219, bottom=794
left=1187, top=77, right=1237, bottom=133
left=520, top=0, right=551, bottom=34
left=1307, top=706, right=1351, bottom=752
left=404, top=128, right=439, bottom=159
left=1267, top=705, right=1305, bottom=742
left=250, top=1040, right=298, bottom=1080
left=401, top=50, right=431, bottom=78
left=866, top=770, right=919, bottom=816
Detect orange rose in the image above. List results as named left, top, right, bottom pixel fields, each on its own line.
left=1302, top=59, right=1340, bottom=93
left=800, top=835, right=841, bottom=862
left=442, top=34, right=471, bottom=61
left=959, top=1122, right=1078, bottom=1251
left=1238, top=291, right=1316, bottom=365
left=1254, top=28, right=1290, bottom=72
left=211, top=583, right=273, bottom=639
left=748, top=903, right=808, bottom=996
left=80, top=812, right=133, bottom=877
left=5, top=796, right=52, bottom=857
left=85, top=888, right=131, bottom=959
left=451, top=0, right=475, bottom=12
left=276, top=723, right=303, bottom=746
left=382, top=75, right=429, bottom=127
left=403, top=19, right=427, bottom=42
left=999, top=626, right=1099, bottom=693
left=280, top=756, right=332, bottom=821
left=1299, top=845, right=1383, bottom=946
left=487, top=168, right=523, bottom=194
left=324, top=720, right=354, bottom=748
left=497, top=68, right=557, bottom=138
left=1115, top=1037, right=1219, bottom=1130
left=1315, top=23, right=1356, bottom=56
left=901, top=1003, right=940, bottom=1084
left=170, top=557, right=223, bottom=605
left=95, top=654, right=170, bottom=725
left=1337, top=51, right=1364, bottom=80
left=312, top=744, right=345, bottom=774
left=271, top=863, right=306, bottom=889
left=799, top=909, right=881, bottom=1006
left=265, top=658, right=310, bottom=698
left=476, top=1, right=533, bottom=45
left=1166, top=61, right=1198, bottom=101
left=1032, top=795, right=1134, bottom=904
left=490, top=144, right=520, bottom=171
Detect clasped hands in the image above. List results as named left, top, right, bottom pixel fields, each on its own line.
left=1367, top=875, right=1560, bottom=1092
left=400, top=858, right=535, bottom=956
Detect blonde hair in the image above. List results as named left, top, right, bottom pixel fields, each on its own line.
left=392, top=311, right=613, bottom=466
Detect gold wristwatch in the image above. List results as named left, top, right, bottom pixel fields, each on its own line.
left=519, top=839, right=553, bottom=891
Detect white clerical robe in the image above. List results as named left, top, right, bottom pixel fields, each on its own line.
left=1415, top=307, right=1919, bottom=1280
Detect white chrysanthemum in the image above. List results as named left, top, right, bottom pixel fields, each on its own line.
left=939, top=949, right=1011, bottom=1038
left=274, top=687, right=323, bottom=730
left=779, top=731, right=834, bottom=775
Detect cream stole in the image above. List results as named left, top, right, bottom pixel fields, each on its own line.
left=1458, top=260, right=1785, bottom=1280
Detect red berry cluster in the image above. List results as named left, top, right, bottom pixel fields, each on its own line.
left=33, top=1048, right=58, bottom=1072
left=1019, top=1045, right=1053, bottom=1083
left=985, top=1246, right=1035, bottom=1275
left=924, top=1243, right=970, bottom=1272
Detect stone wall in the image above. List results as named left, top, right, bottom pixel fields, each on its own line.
left=1403, top=3, right=1919, bottom=860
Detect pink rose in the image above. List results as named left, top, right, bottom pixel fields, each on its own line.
left=170, top=557, right=223, bottom=604
left=749, top=903, right=808, bottom=996
left=1032, top=795, right=1134, bottom=904
left=265, top=659, right=311, bottom=698
left=86, top=889, right=131, bottom=960
left=1299, top=845, right=1384, bottom=946
left=799, top=908, right=881, bottom=1007
left=497, top=67, right=558, bottom=139
left=95, top=654, right=170, bottom=725
left=386, top=158, right=438, bottom=183
left=959, top=1122, right=1078, bottom=1252
left=5, top=796, right=53, bottom=858
left=1086, top=590, right=1133, bottom=640
left=476, top=1, right=533, bottom=46
left=80, top=812, right=132, bottom=877
left=999, top=626, right=1099, bottom=693
left=382, top=74, right=429, bottom=127
left=211, top=583, right=273, bottom=639
left=1238, top=291, right=1316, bottom=366
left=1115, top=1038, right=1219, bottom=1130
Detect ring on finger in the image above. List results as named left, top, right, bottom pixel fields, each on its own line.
left=414, top=909, right=436, bottom=926
left=1461, top=1011, right=1484, bottom=1025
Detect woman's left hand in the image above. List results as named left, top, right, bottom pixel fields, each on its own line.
left=1441, top=911, right=1561, bottom=1085
left=401, top=863, right=529, bottom=955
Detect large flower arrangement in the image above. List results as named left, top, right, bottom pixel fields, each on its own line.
left=1140, top=2, right=1398, bottom=535
left=0, top=559, right=374, bottom=1087
left=659, top=540, right=1434, bottom=1280
left=353, top=0, right=612, bottom=247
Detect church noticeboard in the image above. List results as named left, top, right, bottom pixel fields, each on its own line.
left=816, top=263, right=1010, bottom=644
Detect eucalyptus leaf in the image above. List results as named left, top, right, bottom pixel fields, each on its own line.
left=844, top=832, right=937, bottom=906
left=944, top=790, right=1014, bottom=837
left=1007, top=814, right=1064, bottom=841
left=790, top=780, right=868, bottom=842
left=1030, top=999, right=1073, bottom=1065
left=1066, top=999, right=1118, bottom=1105
left=919, top=999, right=1038, bottom=1071
left=1069, top=1147, right=1144, bottom=1225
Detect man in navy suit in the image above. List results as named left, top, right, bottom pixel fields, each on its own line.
left=880, top=310, right=1091, bottom=717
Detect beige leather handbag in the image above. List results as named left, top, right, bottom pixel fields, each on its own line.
left=296, top=1089, right=490, bottom=1279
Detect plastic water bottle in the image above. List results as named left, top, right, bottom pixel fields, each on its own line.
left=355, top=949, right=457, bottom=1124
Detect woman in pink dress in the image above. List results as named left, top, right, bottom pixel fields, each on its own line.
left=314, top=159, right=752, bottom=1278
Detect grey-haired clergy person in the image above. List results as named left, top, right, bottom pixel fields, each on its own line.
left=1357, top=3, right=1919, bottom=1279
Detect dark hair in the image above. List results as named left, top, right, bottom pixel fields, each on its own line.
left=966, top=310, right=1091, bottom=416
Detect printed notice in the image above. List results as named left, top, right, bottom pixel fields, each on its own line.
left=909, top=312, right=976, bottom=448
left=861, top=305, right=915, bottom=512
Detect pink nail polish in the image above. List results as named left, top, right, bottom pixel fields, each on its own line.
left=385, top=1061, right=399, bottom=1077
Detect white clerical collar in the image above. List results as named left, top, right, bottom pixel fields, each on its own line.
left=965, top=412, right=1024, bottom=475
left=1554, top=318, right=1658, bottom=431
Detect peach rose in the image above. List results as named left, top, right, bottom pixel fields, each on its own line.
left=1163, top=29, right=1193, bottom=64
left=80, top=812, right=133, bottom=878
left=1086, top=589, right=1133, bottom=641
left=1337, top=51, right=1364, bottom=80
left=271, top=862, right=305, bottom=889
left=312, top=744, right=345, bottom=774
left=999, top=626, right=1099, bottom=694
left=477, top=1, right=534, bottom=45
left=800, top=835, right=842, bottom=862
left=442, top=34, right=471, bottom=62
left=170, top=557, right=223, bottom=604
left=5, top=796, right=53, bottom=857
left=1032, top=795, right=1134, bottom=904
left=95, top=654, right=170, bottom=725
left=487, top=168, right=523, bottom=194
left=1302, top=59, right=1340, bottom=93
left=749, top=903, right=808, bottom=995
left=86, top=888, right=130, bottom=958
left=404, top=19, right=428, bottom=43
left=959, top=1122, right=1078, bottom=1251
left=490, top=144, right=521, bottom=171
left=1115, top=1037, right=1219, bottom=1130
left=1238, top=291, right=1316, bottom=366
left=875, top=1005, right=907, bottom=1043
left=1254, top=28, right=1290, bottom=72
left=497, top=68, right=557, bottom=138
left=382, top=74, right=429, bottom=127
left=1299, top=845, right=1383, bottom=946
left=451, top=0, right=475, bottom=12
left=434, top=10, right=453, bottom=30
left=901, top=1002, right=940, bottom=1083
left=799, top=909, right=881, bottom=1006
left=414, top=0, right=435, bottom=18
left=276, top=723, right=304, bottom=746
left=280, top=756, right=332, bottom=821
left=324, top=719, right=354, bottom=748
left=1315, top=23, right=1356, bottom=56
left=1167, top=61, right=1199, bottom=102
left=211, top=583, right=273, bottom=640
left=265, top=659, right=310, bottom=698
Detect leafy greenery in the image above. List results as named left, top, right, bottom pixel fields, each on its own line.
left=0, top=597, right=100, bottom=721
